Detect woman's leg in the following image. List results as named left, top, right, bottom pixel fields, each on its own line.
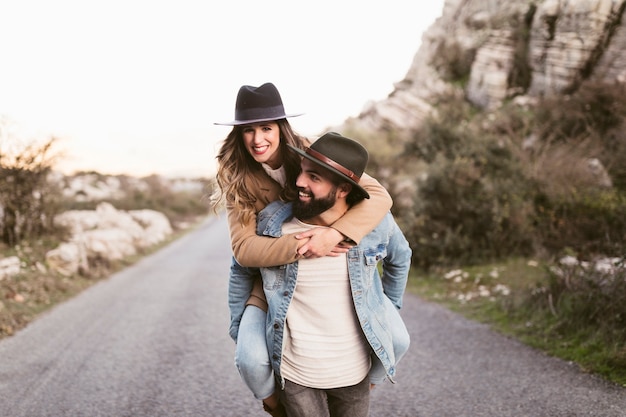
left=234, top=305, right=275, bottom=400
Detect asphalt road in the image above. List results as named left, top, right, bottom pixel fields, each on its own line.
left=0, top=216, right=624, bottom=417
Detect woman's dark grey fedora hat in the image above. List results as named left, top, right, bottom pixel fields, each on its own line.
left=288, top=132, right=370, bottom=199
left=215, top=82, right=303, bottom=126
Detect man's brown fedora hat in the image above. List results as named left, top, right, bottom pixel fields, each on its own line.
left=288, top=131, right=370, bottom=199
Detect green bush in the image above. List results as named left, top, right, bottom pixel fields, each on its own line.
left=542, top=259, right=626, bottom=332
left=527, top=83, right=626, bottom=258
left=533, top=190, right=626, bottom=257
left=533, top=82, right=626, bottom=192
left=0, top=137, right=64, bottom=246
left=431, top=39, right=475, bottom=85
left=396, top=81, right=626, bottom=269
left=535, top=82, right=626, bottom=141
left=402, top=105, right=536, bottom=269
left=523, top=259, right=626, bottom=379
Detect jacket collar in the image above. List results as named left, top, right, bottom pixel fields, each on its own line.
left=257, top=201, right=294, bottom=238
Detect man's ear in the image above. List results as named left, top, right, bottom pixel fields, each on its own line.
left=337, top=183, right=352, bottom=198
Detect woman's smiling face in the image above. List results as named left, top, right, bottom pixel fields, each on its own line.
left=241, top=122, right=282, bottom=169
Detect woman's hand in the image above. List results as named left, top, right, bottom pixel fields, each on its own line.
left=295, top=227, right=351, bottom=258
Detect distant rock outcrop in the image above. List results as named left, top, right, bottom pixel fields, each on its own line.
left=343, top=0, right=626, bottom=132
left=54, top=172, right=206, bottom=202
left=45, top=202, right=173, bottom=276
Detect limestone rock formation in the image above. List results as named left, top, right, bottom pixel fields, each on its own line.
left=344, top=0, right=626, bottom=132
left=45, top=202, right=173, bottom=276
left=0, top=256, right=20, bottom=281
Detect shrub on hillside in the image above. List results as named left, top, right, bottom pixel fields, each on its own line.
left=524, top=257, right=626, bottom=371
left=533, top=190, right=626, bottom=258
left=402, top=103, right=536, bottom=269
left=527, top=83, right=626, bottom=258
left=0, top=137, right=64, bottom=246
left=536, top=82, right=626, bottom=140
left=395, top=82, right=626, bottom=269
left=533, top=82, right=626, bottom=192
left=431, top=39, right=475, bottom=85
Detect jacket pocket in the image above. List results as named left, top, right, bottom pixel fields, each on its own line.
left=363, top=245, right=387, bottom=281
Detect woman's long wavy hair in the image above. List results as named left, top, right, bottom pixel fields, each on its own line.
left=212, top=119, right=306, bottom=226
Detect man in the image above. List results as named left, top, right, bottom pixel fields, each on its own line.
left=256, top=132, right=412, bottom=417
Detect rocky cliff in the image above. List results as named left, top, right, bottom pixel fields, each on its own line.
left=344, top=0, right=626, bottom=133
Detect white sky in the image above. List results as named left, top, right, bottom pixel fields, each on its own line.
left=0, top=0, right=444, bottom=178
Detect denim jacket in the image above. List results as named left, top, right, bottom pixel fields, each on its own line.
left=256, top=200, right=412, bottom=385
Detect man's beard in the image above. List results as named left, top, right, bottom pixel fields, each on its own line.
left=293, top=187, right=337, bottom=220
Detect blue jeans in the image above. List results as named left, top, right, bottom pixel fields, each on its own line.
left=280, top=376, right=370, bottom=417
left=234, top=305, right=275, bottom=400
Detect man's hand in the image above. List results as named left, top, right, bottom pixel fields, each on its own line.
left=295, top=228, right=351, bottom=258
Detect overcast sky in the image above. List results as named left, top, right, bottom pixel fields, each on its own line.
left=0, top=0, right=445, bottom=177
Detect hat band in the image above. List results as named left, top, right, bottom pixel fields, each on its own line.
left=235, top=105, right=286, bottom=122
left=305, top=147, right=361, bottom=183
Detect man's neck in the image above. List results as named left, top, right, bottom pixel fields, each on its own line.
left=299, top=203, right=348, bottom=226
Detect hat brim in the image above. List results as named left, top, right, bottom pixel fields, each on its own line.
left=288, top=144, right=370, bottom=199
left=214, top=113, right=304, bottom=126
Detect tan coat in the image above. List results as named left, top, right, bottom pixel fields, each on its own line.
left=226, top=168, right=393, bottom=310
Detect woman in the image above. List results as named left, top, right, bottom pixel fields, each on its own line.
left=213, top=83, right=394, bottom=416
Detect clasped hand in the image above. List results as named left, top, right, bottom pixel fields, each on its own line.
left=295, top=227, right=352, bottom=258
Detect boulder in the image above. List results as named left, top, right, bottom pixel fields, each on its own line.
left=0, top=256, right=20, bottom=280
left=46, top=203, right=173, bottom=276
left=45, top=242, right=88, bottom=277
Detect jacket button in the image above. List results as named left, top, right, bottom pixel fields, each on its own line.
left=283, top=291, right=289, bottom=296
left=274, top=323, right=280, bottom=329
